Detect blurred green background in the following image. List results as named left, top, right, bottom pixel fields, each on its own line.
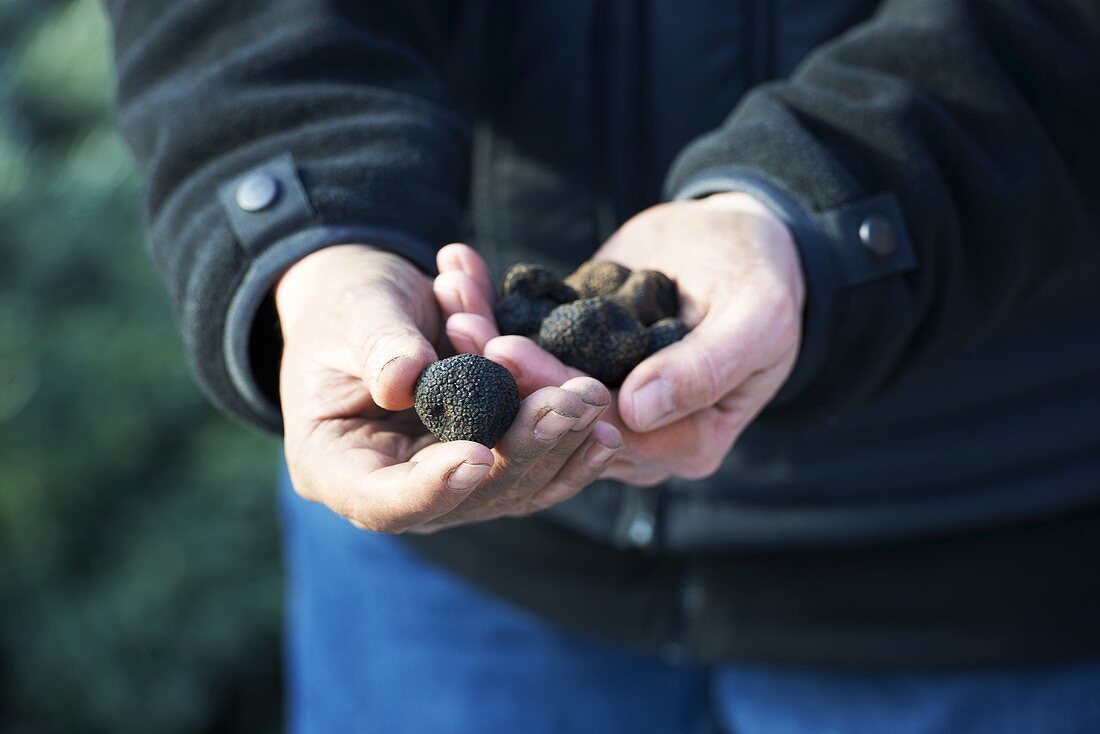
left=1, top=1, right=284, bottom=731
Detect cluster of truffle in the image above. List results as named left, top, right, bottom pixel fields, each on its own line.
left=494, top=261, right=686, bottom=386
left=412, top=261, right=687, bottom=448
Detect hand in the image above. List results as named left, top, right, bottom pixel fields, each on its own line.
left=276, top=244, right=622, bottom=533
left=435, top=192, right=803, bottom=485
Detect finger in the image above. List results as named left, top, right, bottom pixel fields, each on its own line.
left=433, top=270, right=495, bottom=322
left=618, top=306, right=763, bottom=433
left=483, top=385, right=587, bottom=493
left=513, top=376, right=611, bottom=491
left=437, top=243, right=496, bottom=306
left=600, top=399, right=730, bottom=480
left=481, top=334, right=707, bottom=464
left=483, top=335, right=587, bottom=396
left=364, top=333, right=438, bottom=412
left=291, top=430, right=494, bottom=533
left=529, top=420, right=623, bottom=508
left=713, top=356, right=796, bottom=435
left=484, top=333, right=742, bottom=478
left=445, top=312, right=499, bottom=355
left=609, top=374, right=785, bottom=483
left=432, top=274, right=466, bottom=320
left=353, top=298, right=439, bottom=412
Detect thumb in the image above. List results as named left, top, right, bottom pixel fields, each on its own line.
left=618, top=310, right=753, bottom=433
left=276, top=244, right=440, bottom=413
left=357, top=300, right=439, bottom=412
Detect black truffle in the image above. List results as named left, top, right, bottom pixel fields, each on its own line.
left=494, top=292, right=557, bottom=337
left=611, top=270, right=678, bottom=326
left=564, top=260, right=631, bottom=299
left=646, top=318, right=687, bottom=355
left=501, top=263, right=577, bottom=303
left=538, top=298, right=648, bottom=386
left=414, top=354, right=520, bottom=447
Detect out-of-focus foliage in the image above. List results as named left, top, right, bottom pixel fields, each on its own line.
left=0, top=1, right=283, bottom=731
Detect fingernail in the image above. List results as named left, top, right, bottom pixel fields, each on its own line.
left=533, top=410, right=575, bottom=440
left=574, top=402, right=605, bottom=431
left=448, top=462, right=491, bottom=491
left=631, top=378, right=675, bottom=429
left=585, top=442, right=620, bottom=467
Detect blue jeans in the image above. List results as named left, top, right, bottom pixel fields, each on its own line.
left=279, top=469, right=1100, bottom=734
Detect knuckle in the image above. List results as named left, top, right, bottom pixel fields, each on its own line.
left=693, top=348, right=729, bottom=406
left=501, top=432, right=547, bottom=465
left=542, top=387, right=585, bottom=419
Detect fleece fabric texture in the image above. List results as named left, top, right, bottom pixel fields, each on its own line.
left=108, top=0, right=469, bottom=429
left=108, top=0, right=1100, bottom=666
left=665, top=0, right=1100, bottom=415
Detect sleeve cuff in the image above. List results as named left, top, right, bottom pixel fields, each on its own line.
left=670, top=166, right=916, bottom=407
left=215, top=154, right=445, bottom=432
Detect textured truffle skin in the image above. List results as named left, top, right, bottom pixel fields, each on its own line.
left=611, top=270, right=678, bottom=326
left=564, top=260, right=631, bottom=299
left=647, top=318, right=687, bottom=355
left=494, top=292, right=557, bottom=337
left=501, top=263, right=577, bottom=303
left=414, top=355, right=520, bottom=447
left=538, top=298, right=648, bottom=386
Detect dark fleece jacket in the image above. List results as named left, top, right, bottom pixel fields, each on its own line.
left=107, top=0, right=1100, bottom=666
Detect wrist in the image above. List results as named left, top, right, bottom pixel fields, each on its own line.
left=698, top=189, right=781, bottom=221
left=275, top=244, right=419, bottom=333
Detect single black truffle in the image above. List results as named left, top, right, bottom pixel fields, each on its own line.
left=414, top=354, right=520, bottom=447
left=646, top=318, right=687, bottom=355
left=564, top=260, right=631, bottom=299
left=538, top=298, right=648, bottom=386
left=611, top=269, right=678, bottom=326
left=493, top=292, right=557, bottom=337
left=501, top=263, right=577, bottom=303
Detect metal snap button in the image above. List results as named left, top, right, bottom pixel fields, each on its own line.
left=235, top=173, right=280, bottom=212
left=859, top=215, right=897, bottom=258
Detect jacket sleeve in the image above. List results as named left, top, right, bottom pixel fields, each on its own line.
left=665, top=0, right=1100, bottom=418
left=107, top=0, right=468, bottom=432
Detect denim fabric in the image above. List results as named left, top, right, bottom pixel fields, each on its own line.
left=280, top=469, right=1100, bottom=734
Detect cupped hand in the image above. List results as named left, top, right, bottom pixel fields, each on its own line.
left=276, top=244, right=622, bottom=533
left=434, top=192, right=804, bottom=485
